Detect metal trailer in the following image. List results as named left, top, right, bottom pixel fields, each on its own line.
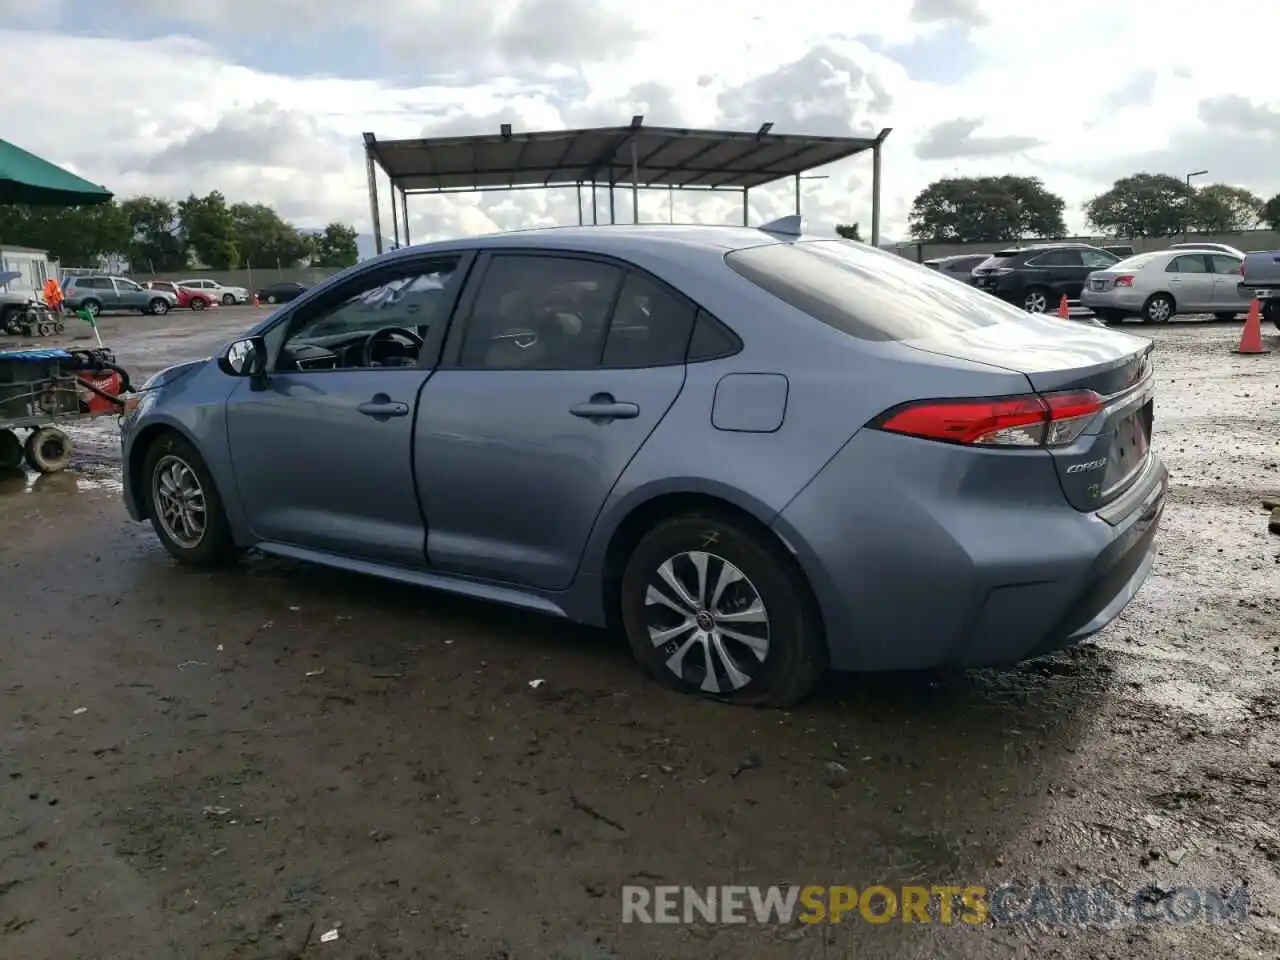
left=0, top=346, right=133, bottom=473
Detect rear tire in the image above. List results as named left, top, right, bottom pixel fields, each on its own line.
left=190, top=297, right=207, bottom=311
left=1096, top=309, right=1124, bottom=325
left=1142, top=293, right=1175, bottom=324
left=24, top=426, right=72, bottom=473
left=143, top=432, right=242, bottom=567
left=149, top=298, right=170, bottom=315
left=0, top=429, right=22, bottom=470
left=1263, top=299, right=1280, bottom=332
left=619, top=512, right=826, bottom=707
left=81, top=299, right=101, bottom=318
left=1022, top=287, right=1050, bottom=313
left=222, top=294, right=235, bottom=306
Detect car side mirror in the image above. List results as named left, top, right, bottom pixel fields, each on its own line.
left=218, top=335, right=268, bottom=388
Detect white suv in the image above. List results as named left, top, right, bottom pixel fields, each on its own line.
left=177, top=278, right=250, bottom=305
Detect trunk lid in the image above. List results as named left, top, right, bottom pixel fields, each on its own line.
left=906, top=319, right=1156, bottom=511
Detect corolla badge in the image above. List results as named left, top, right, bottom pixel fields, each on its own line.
left=1065, top=457, right=1108, bottom=475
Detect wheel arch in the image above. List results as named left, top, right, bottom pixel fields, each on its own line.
left=125, top=421, right=204, bottom=519
left=597, top=485, right=823, bottom=647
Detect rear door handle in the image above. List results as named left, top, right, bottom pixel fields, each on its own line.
left=357, top=393, right=409, bottom=419
left=570, top=393, right=639, bottom=421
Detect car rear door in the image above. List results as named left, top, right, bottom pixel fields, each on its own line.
left=1165, top=254, right=1215, bottom=312
left=1209, top=254, right=1248, bottom=312
left=1024, top=249, right=1082, bottom=303
left=414, top=251, right=692, bottom=591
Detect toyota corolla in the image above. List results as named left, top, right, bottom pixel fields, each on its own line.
left=120, top=219, right=1166, bottom=706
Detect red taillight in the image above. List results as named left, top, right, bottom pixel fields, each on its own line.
left=872, top=389, right=1104, bottom=447
left=1114, top=275, right=1134, bottom=287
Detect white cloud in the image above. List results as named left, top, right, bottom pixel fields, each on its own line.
left=4, top=0, right=1280, bottom=248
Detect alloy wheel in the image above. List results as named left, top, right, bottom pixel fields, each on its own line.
left=643, top=550, right=770, bottom=694
left=1024, top=291, right=1048, bottom=313
left=153, top=455, right=207, bottom=549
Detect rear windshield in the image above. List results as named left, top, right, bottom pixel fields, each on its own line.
left=1112, top=252, right=1163, bottom=270
left=725, top=240, right=1036, bottom=341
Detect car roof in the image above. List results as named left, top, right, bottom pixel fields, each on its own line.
left=369, top=224, right=790, bottom=266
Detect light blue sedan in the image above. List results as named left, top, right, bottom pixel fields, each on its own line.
left=120, top=219, right=1166, bottom=706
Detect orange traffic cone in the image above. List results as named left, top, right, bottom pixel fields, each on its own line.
left=1234, top=299, right=1269, bottom=355
left=1057, top=295, right=1070, bottom=319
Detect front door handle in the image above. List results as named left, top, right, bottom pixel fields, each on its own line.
left=570, top=393, right=639, bottom=421
left=357, top=393, right=409, bottom=419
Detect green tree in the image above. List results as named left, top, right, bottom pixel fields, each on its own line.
left=0, top=202, right=130, bottom=265
left=1261, top=193, right=1280, bottom=231
left=230, top=202, right=312, bottom=268
left=1085, top=173, right=1189, bottom=238
left=312, top=222, right=359, bottom=268
left=1188, top=184, right=1262, bottom=233
left=120, top=196, right=187, bottom=272
left=835, top=223, right=862, bottom=242
left=178, top=191, right=239, bottom=269
left=908, top=176, right=1065, bottom=242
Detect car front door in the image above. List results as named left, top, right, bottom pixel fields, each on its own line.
left=1165, top=254, right=1215, bottom=312
left=415, top=252, right=694, bottom=590
left=223, top=253, right=470, bottom=567
left=1209, top=254, right=1248, bottom=312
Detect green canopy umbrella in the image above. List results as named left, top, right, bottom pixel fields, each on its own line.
left=0, top=138, right=112, bottom=206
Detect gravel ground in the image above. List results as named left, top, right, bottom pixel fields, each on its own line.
left=1, top=311, right=1278, bottom=959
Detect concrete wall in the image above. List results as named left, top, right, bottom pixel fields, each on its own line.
left=885, top=229, right=1280, bottom=262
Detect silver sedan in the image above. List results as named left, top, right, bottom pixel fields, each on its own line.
left=1081, top=249, right=1250, bottom=324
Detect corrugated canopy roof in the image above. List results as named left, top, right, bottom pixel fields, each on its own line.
left=365, top=125, right=888, bottom=193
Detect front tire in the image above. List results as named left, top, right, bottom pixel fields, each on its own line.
left=24, top=426, right=72, bottom=473
left=1142, top=293, right=1175, bottom=324
left=619, top=513, right=825, bottom=707
left=143, top=432, right=241, bottom=567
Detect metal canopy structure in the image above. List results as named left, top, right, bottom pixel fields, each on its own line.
left=361, top=119, right=891, bottom=255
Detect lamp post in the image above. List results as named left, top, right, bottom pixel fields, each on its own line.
left=1184, top=169, right=1208, bottom=241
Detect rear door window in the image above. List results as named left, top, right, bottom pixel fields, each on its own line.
left=1210, top=254, right=1242, bottom=274
left=725, top=240, right=1033, bottom=342
left=1025, top=249, right=1082, bottom=267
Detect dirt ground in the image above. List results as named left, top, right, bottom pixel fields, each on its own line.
left=1, top=310, right=1279, bottom=959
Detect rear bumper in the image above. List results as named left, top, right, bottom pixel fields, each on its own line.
left=1080, top=287, right=1144, bottom=312
left=772, top=430, right=1167, bottom=673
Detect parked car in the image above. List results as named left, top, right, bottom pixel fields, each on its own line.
left=256, top=281, right=308, bottom=305
left=1081, top=249, right=1249, bottom=324
left=971, top=243, right=1121, bottom=313
left=1238, top=249, right=1280, bottom=330
left=119, top=220, right=1165, bottom=707
left=1101, top=245, right=1136, bottom=258
left=922, top=254, right=987, bottom=283
left=1169, top=241, right=1245, bottom=258
left=142, top=280, right=214, bottom=311
left=176, top=278, right=249, bottom=305
left=62, top=275, right=178, bottom=317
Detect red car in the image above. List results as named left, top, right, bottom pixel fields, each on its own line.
left=141, top=280, right=216, bottom=311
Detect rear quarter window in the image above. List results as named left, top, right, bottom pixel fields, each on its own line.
left=725, top=240, right=1033, bottom=342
